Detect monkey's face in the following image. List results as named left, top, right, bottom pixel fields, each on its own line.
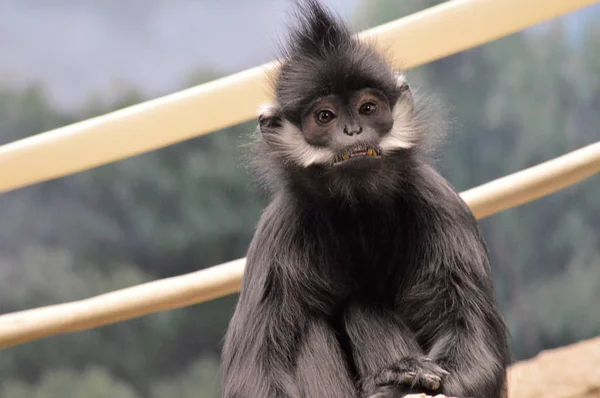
left=300, top=88, right=393, bottom=168
left=256, top=76, right=419, bottom=199
left=258, top=73, right=416, bottom=167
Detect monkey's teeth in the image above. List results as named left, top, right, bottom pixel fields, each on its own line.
left=334, top=148, right=380, bottom=164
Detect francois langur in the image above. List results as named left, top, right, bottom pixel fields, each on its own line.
left=221, top=1, right=510, bottom=397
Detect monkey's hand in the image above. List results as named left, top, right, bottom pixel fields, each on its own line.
left=365, top=357, right=450, bottom=398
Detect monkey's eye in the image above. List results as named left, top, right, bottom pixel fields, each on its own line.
left=359, top=102, right=377, bottom=116
left=315, top=110, right=336, bottom=124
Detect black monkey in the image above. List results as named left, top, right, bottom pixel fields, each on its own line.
left=221, top=1, right=510, bottom=397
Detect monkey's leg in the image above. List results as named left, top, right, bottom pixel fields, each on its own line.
left=344, top=303, right=449, bottom=398
left=295, top=317, right=359, bottom=398
left=221, top=302, right=305, bottom=398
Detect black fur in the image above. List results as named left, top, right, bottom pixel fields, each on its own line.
left=222, top=1, right=510, bottom=397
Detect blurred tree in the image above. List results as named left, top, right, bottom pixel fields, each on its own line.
left=0, top=73, right=260, bottom=389
left=151, top=356, right=221, bottom=398
left=1, top=367, right=139, bottom=398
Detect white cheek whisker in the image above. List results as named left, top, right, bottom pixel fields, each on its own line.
left=380, top=99, right=420, bottom=153
left=269, top=120, right=335, bottom=167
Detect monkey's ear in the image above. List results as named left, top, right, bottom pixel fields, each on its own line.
left=394, top=71, right=411, bottom=95
left=393, top=71, right=414, bottom=113
left=257, top=103, right=283, bottom=129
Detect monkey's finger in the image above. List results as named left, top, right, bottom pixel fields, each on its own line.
left=403, top=395, right=456, bottom=398
left=418, top=373, right=442, bottom=391
left=400, top=371, right=416, bottom=384
left=402, top=395, right=454, bottom=398
left=431, top=395, right=459, bottom=398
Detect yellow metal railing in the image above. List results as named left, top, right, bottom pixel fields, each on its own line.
left=1, top=142, right=599, bottom=349
left=0, top=0, right=599, bottom=349
left=1, top=0, right=597, bottom=193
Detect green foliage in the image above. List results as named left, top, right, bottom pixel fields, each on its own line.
left=0, top=245, right=151, bottom=310
left=506, top=247, right=600, bottom=357
left=0, top=85, right=72, bottom=145
left=0, top=244, right=236, bottom=392
left=0, top=358, right=221, bottom=398
left=151, top=356, right=221, bottom=398
left=1, top=367, right=140, bottom=398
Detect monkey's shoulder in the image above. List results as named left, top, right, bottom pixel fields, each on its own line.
left=404, top=163, right=477, bottom=222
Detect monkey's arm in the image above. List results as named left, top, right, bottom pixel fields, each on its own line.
left=422, top=238, right=508, bottom=398
left=426, top=298, right=508, bottom=398
left=221, top=200, right=358, bottom=398
left=414, top=169, right=510, bottom=398
left=344, top=303, right=448, bottom=397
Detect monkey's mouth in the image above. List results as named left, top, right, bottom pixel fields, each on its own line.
left=333, top=146, right=381, bottom=165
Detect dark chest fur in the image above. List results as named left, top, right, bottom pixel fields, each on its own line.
left=285, top=192, right=426, bottom=307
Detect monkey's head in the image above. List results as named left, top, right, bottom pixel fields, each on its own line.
left=254, top=0, right=431, bottom=201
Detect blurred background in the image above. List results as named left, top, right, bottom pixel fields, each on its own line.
left=1, top=0, right=599, bottom=397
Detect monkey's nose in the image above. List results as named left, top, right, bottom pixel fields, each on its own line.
left=343, top=126, right=363, bottom=136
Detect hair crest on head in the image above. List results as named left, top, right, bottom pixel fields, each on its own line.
left=273, top=0, right=400, bottom=121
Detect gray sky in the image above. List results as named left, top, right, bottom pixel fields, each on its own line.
left=0, top=0, right=597, bottom=112
left=0, top=0, right=358, bottom=110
